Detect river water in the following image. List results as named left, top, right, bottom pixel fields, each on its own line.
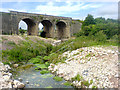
left=14, top=67, right=73, bottom=88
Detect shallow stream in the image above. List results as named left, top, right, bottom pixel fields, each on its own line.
left=14, top=66, right=73, bottom=88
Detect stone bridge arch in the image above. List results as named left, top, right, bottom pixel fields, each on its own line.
left=1, top=11, right=82, bottom=39
left=18, top=17, right=38, bottom=35
left=38, top=20, right=53, bottom=38
left=56, top=21, right=67, bottom=39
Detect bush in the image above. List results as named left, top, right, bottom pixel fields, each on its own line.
left=94, top=31, right=107, bottom=42
left=2, top=40, right=52, bottom=63
left=19, top=29, right=26, bottom=35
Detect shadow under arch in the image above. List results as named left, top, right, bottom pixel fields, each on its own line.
left=40, top=20, right=52, bottom=38
left=19, top=18, right=37, bottom=35
left=56, top=21, right=66, bottom=39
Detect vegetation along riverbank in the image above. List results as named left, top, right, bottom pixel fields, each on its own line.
left=1, top=15, right=119, bottom=89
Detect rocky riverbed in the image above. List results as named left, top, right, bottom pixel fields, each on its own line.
left=0, top=62, right=25, bottom=89
left=48, top=46, right=119, bottom=88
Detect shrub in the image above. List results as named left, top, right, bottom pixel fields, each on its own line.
left=19, top=29, right=26, bottom=35
left=94, top=31, right=107, bottom=42
left=53, top=76, right=63, bottom=81
left=2, top=40, right=52, bottom=63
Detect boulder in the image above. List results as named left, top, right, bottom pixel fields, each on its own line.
left=17, top=83, right=25, bottom=88
left=13, top=64, right=19, bottom=68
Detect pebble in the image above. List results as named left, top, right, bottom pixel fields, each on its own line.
left=114, top=74, right=119, bottom=78
left=17, top=83, right=25, bottom=88
left=48, top=46, right=118, bottom=88
left=13, top=64, right=19, bottom=68
left=26, top=81, right=29, bottom=84
left=0, top=62, right=25, bottom=89
left=18, top=78, right=23, bottom=82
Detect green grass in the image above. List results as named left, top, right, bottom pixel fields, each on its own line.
left=40, top=70, right=50, bottom=74
left=35, top=64, right=47, bottom=70
left=63, top=82, right=72, bottom=86
left=2, top=35, right=118, bottom=69
left=29, top=56, right=44, bottom=64
left=45, top=86, right=53, bottom=88
left=85, top=53, right=91, bottom=57
left=7, top=41, right=16, bottom=46
left=71, top=74, right=83, bottom=81
left=2, top=39, right=52, bottom=63
left=52, top=36, right=118, bottom=54
left=53, top=76, right=63, bottom=81
left=82, top=81, right=90, bottom=87
left=48, top=36, right=118, bottom=64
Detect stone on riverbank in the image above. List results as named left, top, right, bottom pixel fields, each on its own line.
left=0, top=62, right=25, bottom=89
left=48, top=46, right=119, bottom=88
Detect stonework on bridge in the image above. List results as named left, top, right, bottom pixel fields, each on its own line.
left=1, top=11, right=82, bottom=39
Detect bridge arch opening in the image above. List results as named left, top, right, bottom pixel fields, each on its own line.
left=56, top=21, right=66, bottom=39
left=19, top=20, right=27, bottom=35
left=38, top=23, right=43, bottom=36
left=39, top=20, right=52, bottom=38
left=18, top=18, right=36, bottom=35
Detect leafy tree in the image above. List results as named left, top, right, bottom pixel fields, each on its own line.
left=95, top=17, right=106, bottom=24
left=82, top=14, right=95, bottom=27
left=75, top=14, right=118, bottom=41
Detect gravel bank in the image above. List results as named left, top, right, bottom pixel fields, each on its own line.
left=48, top=46, right=119, bottom=88
left=0, top=62, right=25, bottom=89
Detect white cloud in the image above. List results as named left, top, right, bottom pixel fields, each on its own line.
left=35, top=2, right=82, bottom=15
left=35, top=2, right=101, bottom=16
left=0, top=8, right=27, bottom=12
left=93, top=3, right=118, bottom=19
left=2, top=0, right=119, bottom=2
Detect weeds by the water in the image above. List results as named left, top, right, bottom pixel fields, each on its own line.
left=35, top=64, right=47, bottom=70
left=71, top=74, right=83, bottom=81
left=40, top=70, right=50, bottom=74
left=53, top=76, right=63, bottom=81
left=63, top=82, right=72, bottom=86
left=2, top=39, right=52, bottom=63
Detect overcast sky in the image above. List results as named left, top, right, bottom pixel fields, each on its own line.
left=0, top=0, right=118, bottom=29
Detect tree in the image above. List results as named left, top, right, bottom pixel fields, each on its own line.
left=82, top=14, right=95, bottom=27
left=95, top=17, right=106, bottom=24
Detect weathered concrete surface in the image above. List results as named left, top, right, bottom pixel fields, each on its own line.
left=1, top=11, right=82, bottom=39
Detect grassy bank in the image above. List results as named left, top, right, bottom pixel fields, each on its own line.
left=2, top=35, right=118, bottom=64
left=2, top=35, right=118, bottom=73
